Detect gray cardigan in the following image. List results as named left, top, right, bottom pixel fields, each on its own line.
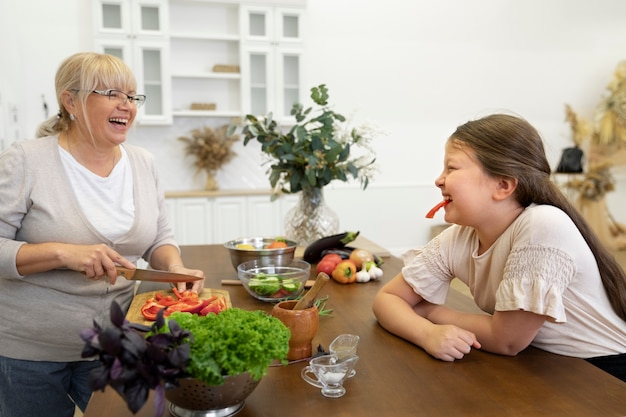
left=0, top=136, right=178, bottom=361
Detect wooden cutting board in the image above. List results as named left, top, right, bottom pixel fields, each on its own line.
left=127, top=288, right=232, bottom=325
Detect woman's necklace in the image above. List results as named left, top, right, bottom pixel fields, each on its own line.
left=62, top=134, right=118, bottom=177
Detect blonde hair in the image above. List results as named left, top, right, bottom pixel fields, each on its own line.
left=36, top=52, right=137, bottom=137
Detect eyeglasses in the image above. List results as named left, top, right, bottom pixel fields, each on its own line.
left=90, top=89, right=147, bottom=108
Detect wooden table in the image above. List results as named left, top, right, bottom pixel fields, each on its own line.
left=84, top=244, right=626, bottom=417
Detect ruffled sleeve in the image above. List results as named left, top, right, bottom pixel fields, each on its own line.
left=496, top=245, right=575, bottom=323
left=401, top=237, right=452, bottom=304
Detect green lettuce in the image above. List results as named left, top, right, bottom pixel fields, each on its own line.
left=168, top=308, right=290, bottom=386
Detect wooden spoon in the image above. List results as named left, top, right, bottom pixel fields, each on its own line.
left=292, top=272, right=330, bottom=310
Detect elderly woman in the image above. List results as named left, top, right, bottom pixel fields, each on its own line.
left=0, top=52, right=204, bottom=417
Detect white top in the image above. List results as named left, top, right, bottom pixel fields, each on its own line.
left=59, top=145, right=135, bottom=241
left=0, top=136, right=178, bottom=361
left=402, top=204, right=626, bottom=358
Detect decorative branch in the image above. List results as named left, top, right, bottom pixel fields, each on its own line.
left=178, top=125, right=239, bottom=189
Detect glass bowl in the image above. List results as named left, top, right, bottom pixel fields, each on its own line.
left=237, top=259, right=310, bottom=302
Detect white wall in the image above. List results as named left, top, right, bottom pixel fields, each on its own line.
left=2, top=0, right=626, bottom=255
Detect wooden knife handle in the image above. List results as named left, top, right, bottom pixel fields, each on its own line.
left=292, top=272, right=330, bottom=310
left=115, top=266, right=136, bottom=280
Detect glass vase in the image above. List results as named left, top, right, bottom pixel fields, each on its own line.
left=284, top=187, right=339, bottom=246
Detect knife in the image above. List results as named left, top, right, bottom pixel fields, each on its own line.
left=116, top=266, right=202, bottom=283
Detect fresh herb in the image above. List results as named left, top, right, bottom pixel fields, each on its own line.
left=313, top=295, right=333, bottom=316
left=167, top=308, right=290, bottom=385
left=80, top=302, right=190, bottom=415
left=81, top=302, right=290, bottom=416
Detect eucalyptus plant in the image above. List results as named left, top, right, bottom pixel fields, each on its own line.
left=233, top=85, right=377, bottom=199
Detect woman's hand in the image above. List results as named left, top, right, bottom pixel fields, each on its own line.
left=16, top=242, right=135, bottom=284
left=169, top=264, right=205, bottom=293
left=63, top=244, right=136, bottom=284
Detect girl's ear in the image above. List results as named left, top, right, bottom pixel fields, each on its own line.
left=494, top=177, right=518, bottom=201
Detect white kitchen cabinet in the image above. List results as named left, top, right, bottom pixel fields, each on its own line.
left=93, top=1, right=306, bottom=123
left=166, top=193, right=298, bottom=245
left=240, top=5, right=305, bottom=120
left=92, top=0, right=172, bottom=125
left=94, top=0, right=169, bottom=37
left=173, top=197, right=214, bottom=245
left=246, top=195, right=282, bottom=237
left=213, top=196, right=247, bottom=243
left=169, top=0, right=242, bottom=118
left=164, top=198, right=177, bottom=237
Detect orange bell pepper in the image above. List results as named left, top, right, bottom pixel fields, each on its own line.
left=331, top=260, right=357, bottom=284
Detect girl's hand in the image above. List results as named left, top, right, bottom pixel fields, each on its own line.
left=422, top=324, right=481, bottom=361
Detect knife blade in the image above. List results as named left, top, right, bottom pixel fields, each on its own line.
left=116, top=267, right=202, bottom=283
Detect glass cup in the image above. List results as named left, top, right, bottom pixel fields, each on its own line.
left=329, top=334, right=359, bottom=377
left=301, top=354, right=359, bottom=398
left=329, top=334, right=359, bottom=359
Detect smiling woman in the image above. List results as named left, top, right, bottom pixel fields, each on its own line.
left=0, top=52, right=205, bottom=417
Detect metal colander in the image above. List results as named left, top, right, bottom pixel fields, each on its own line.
left=165, top=373, right=261, bottom=417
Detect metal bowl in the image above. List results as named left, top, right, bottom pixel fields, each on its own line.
left=224, top=237, right=297, bottom=271
left=237, top=259, right=310, bottom=302
left=165, top=373, right=260, bottom=417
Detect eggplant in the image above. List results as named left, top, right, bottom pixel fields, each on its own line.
left=319, top=247, right=353, bottom=262
left=302, top=231, right=360, bottom=263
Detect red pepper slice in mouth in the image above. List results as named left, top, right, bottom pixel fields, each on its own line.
left=425, top=200, right=450, bottom=219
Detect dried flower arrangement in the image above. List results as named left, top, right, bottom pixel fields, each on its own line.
left=563, top=61, right=626, bottom=249
left=178, top=125, right=239, bottom=190
left=594, top=60, right=626, bottom=146
left=565, top=104, right=591, bottom=148
left=564, top=163, right=615, bottom=201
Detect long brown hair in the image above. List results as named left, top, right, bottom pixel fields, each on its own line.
left=451, top=113, right=626, bottom=321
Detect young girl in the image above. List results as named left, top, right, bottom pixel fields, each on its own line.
left=373, top=114, right=626, bottom=382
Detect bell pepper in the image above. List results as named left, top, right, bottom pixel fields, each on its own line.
left=331, top=260, right=357, bottom=284
left=140, top=301, right=165, bottom=321
left=425, top=200, right=450, bottom=219
left=140, top=290, right=228, bottom=321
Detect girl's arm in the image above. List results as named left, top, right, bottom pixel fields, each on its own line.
left=418, top=302, right=546, bottom=355
left=373, top=273, right=481, bottom=361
